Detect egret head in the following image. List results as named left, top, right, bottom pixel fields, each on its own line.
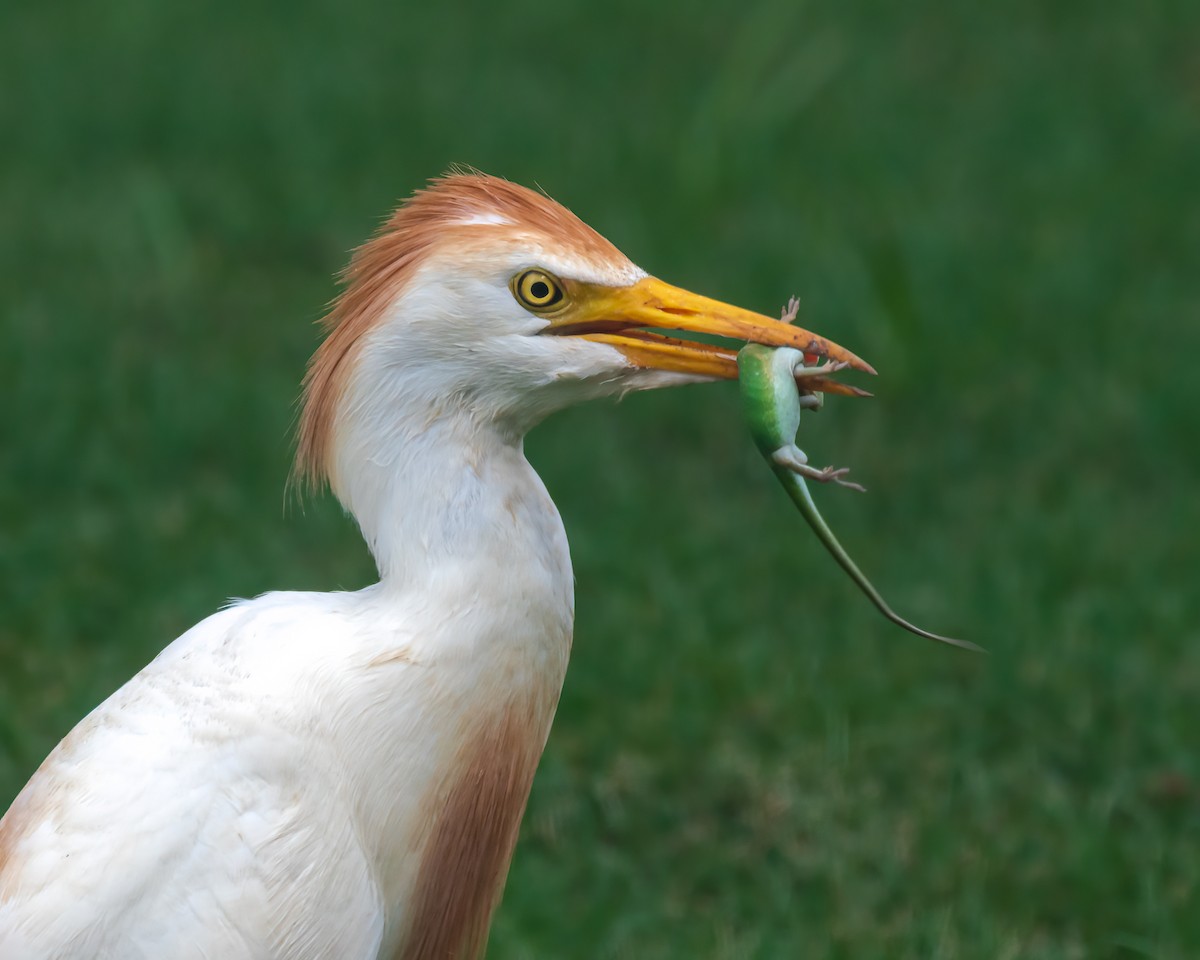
left=295, top=171, right=871, bottom=499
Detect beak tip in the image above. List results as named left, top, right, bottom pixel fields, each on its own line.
left=844, top=350, right=877, bottom=377
left=804, top=337, right=875, bottom=376
left=835, top=348, right=877, bottom=377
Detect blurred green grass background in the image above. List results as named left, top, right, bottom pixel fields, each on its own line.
left=2, top=0, right=1198, bottom=956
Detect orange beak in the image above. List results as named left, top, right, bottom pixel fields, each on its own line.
left=543, top=276, right=874, bottom=396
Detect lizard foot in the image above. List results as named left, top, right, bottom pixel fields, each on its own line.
left=771, top=447, right=866, bottom=492
left=802, top=465, right=867, bottom=492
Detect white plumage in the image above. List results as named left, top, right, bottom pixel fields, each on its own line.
left=0, top=172, right=868, bottom=959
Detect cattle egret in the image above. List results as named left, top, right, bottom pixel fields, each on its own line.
left=0, top=172, right=872, bottom=959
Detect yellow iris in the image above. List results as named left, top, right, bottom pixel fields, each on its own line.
left=511, top=270, right=565, bottom=312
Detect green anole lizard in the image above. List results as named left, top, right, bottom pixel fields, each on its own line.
left=737, top=306, right=979, bottom=652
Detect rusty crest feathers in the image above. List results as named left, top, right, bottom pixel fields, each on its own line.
left=293, top=171, right=630, bottom=493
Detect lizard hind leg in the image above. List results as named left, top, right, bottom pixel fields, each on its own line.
left=772, top=445, right=866, bottom=492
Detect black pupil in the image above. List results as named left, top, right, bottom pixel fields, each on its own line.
left=529, top=280, right=551, bottom=301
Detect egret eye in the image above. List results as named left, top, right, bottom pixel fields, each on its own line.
left=511, top=269, right=565, bottom=312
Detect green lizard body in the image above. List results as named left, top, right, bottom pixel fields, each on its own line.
left=738, top=343, right=979, bottom=652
